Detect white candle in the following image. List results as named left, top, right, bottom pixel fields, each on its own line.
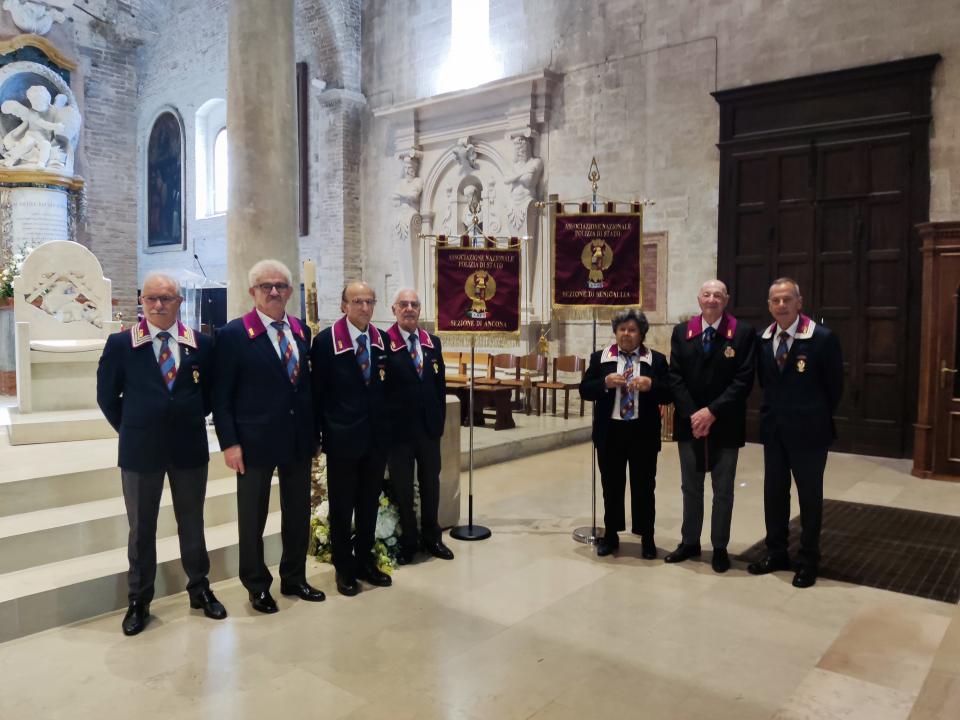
left=303, top=259, right=316, bottom=288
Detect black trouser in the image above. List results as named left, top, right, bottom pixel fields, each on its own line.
left=326, top=451, right=388, bottom=578
left=598, top=420, right=658, bottom=537
left=762, top=435, right=828, bottom=569
left=121, top=465, right=210, bottom=604
left=236, top=458, right=312, bottom=594
left=388, top=428, right=442, bottom=552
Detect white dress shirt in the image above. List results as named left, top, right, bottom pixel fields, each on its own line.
left=257, top=309, right=299, bottom=363
left=147, top=321, right=180, bottom=369
left=610, top=347, right=653, bottom=421
left=773, top=315, right=800, bottom=357
left=346, top=318, right=370, bottom=353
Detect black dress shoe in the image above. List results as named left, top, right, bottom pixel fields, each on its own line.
left=596, top=533, right=619, bottom=557
left=280, top=581, right=326, bottom=602
left=641, top=536, right=657, bottom=560
left=664, top=543, right=702, bottom=564
left=190, top=589, right=227, bottom=619
left=711, top=548, right=730, bottom=573
left=121, top=601, right=149, bottom=636
left=336, top=573, right=360, bottom=597
left=792, top=566, right=818, bottom=588
left=358, top=564, right=392, bottom=587
left=746, top=555, right=791, bottom=576
left=423, top=540, right=455, bottom=560
left=249, top=590, right=278, bottom=614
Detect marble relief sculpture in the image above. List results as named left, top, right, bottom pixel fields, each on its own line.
left=1, top=85, right=81, bottom=172
left=452, top=137, right=478, bottom=173
left=503, top=132, right=543, bottom=231
left=391, top=149, right=423, bottom=245
left=2, top=0, right=68, bottom=35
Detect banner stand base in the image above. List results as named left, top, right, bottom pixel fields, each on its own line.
left=572, top=526, right=604, bottom=545
left=451, top=524, right=492, bottom=541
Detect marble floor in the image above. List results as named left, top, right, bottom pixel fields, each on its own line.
left=1, top=440, right=959, bottom=720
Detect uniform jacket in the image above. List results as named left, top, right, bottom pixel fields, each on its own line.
left=757, top=314, right=844, bottom=450
left=97, top=319, right=213, bottom=473
left=310, top=316, right=391, bottom=459
left=382, top=323, right=446, bottom=442
left=579, top=343, right=673, bottom=455
left=669, top=313, right=756, bottom=447
left=212, top=310, right=316, bottom=468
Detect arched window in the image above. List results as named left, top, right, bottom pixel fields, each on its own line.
left=195, top=98, right=227, bottom=218
left=146, top=110, right=184, bottom=248
left=213, top=128, right=228, bottom=214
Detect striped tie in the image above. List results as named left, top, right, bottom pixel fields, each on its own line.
left=620, top=352, right=635, bottom=420
left=703, top=326, right=716, bottom=354
left=356, top=333, right=370, bottom=384
left=157, top=331, right=177, bottom=391
left=776, top=330, right=790, bottom=372
left=409, top=334, right=423, bottom=378
left=272, top=321, right=300, bottom=385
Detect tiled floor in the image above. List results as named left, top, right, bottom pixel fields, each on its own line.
left=1, top=438, right=959, bottom=720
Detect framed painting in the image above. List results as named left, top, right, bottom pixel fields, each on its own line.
left=146, top=110, right=185, bottom=249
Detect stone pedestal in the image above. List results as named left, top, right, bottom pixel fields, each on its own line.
left=3, top=184, right=71, bottom=245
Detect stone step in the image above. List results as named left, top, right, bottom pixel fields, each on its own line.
left=0, top=512, right=283, bottom=644
left=0, top=475, right=276, bottom=574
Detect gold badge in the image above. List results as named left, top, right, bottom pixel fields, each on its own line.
left=337, top=338, right=343, bottom=350
left=724, top=346, right=735, bottom=358
left=433, top=361, right=439, bottom=374
left=379, top=368, right=386, bottom=381
left=192, top=368, right=200, bottom=384
left=796, top=359, right=806, bottom=373
left=247, top=327, right=255, bottom=338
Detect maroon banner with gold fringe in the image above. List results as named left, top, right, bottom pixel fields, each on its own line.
left=552, top=211, right=642, bottom=308
left=435, top=238, right=521, bottom=336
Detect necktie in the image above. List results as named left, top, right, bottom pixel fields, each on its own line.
left=271, top=321, right=300, bottom=385
left=157, top=331, right=177, bottom=391
left=620, top=352, right=635, bottom=420
left=703, top=326, right=716, bottom=354
left=409, top=334, right=423, bottom=378
left=775, top=330, right=791, bottom=371
left=356, top=333, right=370, bottom=384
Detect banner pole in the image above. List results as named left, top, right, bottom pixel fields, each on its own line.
left=450, top=335, right=491, bottom=542
left=573, top=308, right=603, bottom=545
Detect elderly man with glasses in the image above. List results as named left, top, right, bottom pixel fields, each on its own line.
left=310, top=281, right=393, bottom=596
left=213, top=259, right=325, bottom=614
left=97, top=272, right=224, bottom=635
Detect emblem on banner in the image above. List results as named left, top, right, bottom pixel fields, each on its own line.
left=580, top=239, right=614, bottom=289
left=465, top=270, right=496, bottom=319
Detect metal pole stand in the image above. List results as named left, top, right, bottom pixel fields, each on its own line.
left=451, top=336, right=492, bottom=541
left=572, top=307, right=603, bottom=545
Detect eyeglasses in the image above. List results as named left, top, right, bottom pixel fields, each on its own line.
left=142, top=295, right=180, bottom=305
left=395, top=300, right=420, bottom=309
left=349, top=298, right=376, bottom=307
left=256, top=283, right=291, bottom=292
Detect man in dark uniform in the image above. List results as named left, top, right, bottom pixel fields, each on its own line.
left=311, top=281, right=393, bottom=596
left=213, top=259, right=325, bottom=613
left=580, top=308, right=673, bottom=558
left=97, top=272, right=225, bottom=636
left=665, top=280, right=755, bottom=573
left=748, top=277, right=843, bottom=588
left=383, top=288, right=454, bottom=565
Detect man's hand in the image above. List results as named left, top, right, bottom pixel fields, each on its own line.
left=604, top=373, right=627, bottom=389
left=630, top=376, right=653, bottom=393
left=224, top=444, right=245, bottom=475
left=690, top=407, right=716, bottom=439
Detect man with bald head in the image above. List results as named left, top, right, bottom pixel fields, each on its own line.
left=311, top=282, right=393, bottom=596
left=97, top=272, right=224, bottom=635
left=384, top=288, right=454, bottom=565
left=666, top=280, right=755, bottom=573
left=213, top=259, right=324, bottom=614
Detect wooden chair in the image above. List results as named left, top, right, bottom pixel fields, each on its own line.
left=536, top=355, right=586, bottom=419
left=466, top=351, right=499, bottom=385
left=442, top=351, right=468, bottom=387
left=518, top=352, right=548, bottom=414
left=492, top=353, right=522, bottom=403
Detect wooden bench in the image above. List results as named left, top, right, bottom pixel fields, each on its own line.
left=453, top=385, right=516, bottom=431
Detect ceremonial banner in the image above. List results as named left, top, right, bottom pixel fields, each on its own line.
left=552, top=208, right=643, bottom=310
left=435, top=237, right=521, bottom=337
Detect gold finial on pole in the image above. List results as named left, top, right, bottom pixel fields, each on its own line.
left=587, top=157, right=600, bottom=196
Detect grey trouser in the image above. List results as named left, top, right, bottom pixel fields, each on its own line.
left=677, top=442, right=739, bottom=550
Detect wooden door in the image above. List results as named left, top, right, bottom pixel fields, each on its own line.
left=933, top=257, right=960, bottom=476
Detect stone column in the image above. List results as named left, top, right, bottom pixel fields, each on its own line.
left=226, top=0, right=300, bottom=319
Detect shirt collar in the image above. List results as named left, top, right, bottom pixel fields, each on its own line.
left=702, top=315, right=721, bottom=331
left=146, top=320, right=178, bottom=340
left=257, top=308, right=289, bottom=330
left=778, top=315, right=800, bottom=338
left=399, top=326, right=419, bottom=344
left=347, top=319, right=368, bottom=344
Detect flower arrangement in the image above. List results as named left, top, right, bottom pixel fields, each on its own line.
left=1, top=244, right=32, bottom=299
left=309, top=452, right=403, bottom=574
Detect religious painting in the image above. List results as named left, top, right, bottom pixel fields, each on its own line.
left=435, top=237, right=521, bottom=337
left=552, top=208, right=643, bottom=309
left=146, top=110, right=184, bottom=248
